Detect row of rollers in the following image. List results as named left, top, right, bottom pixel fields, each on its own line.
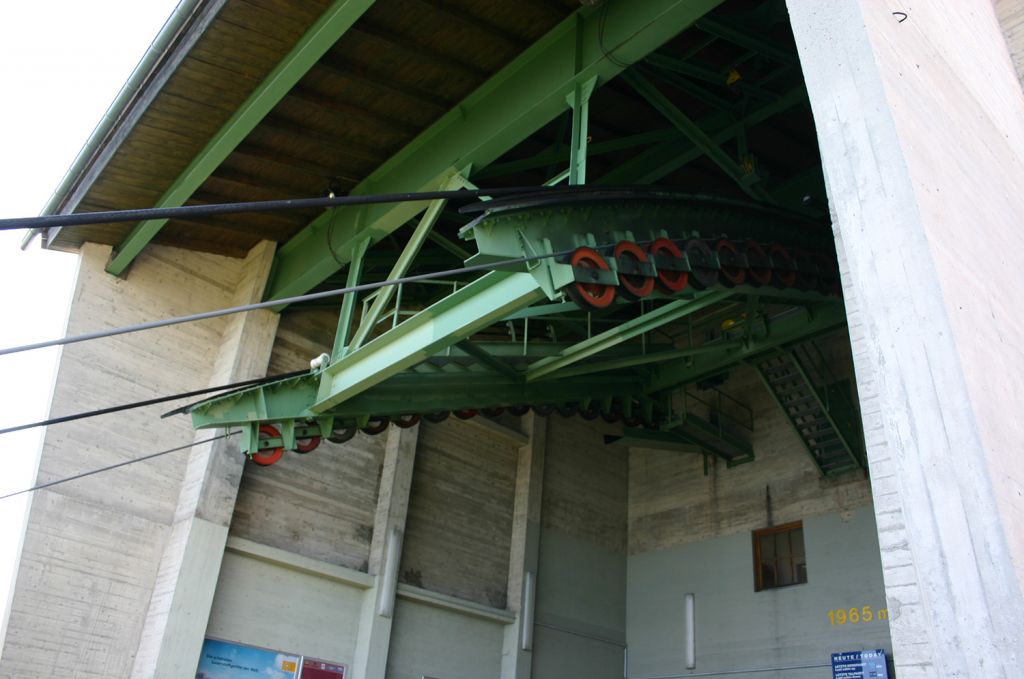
left=249, top=400, right=662, bottom=465
left=565, top=237, right=840, bottom=310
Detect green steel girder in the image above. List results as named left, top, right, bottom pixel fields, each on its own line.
left=527, top=291, right=731, bottom=381
left=346, top=184, right=452, bottom=353
left=604, top=428, right=703, bottom=455
left=621, top=70, right=775, bottom=203
left=191, top=369, right=647, bottom=431
left=693, top=16, right=798, bottom=66
left=462, top=192, right=829, bottom=265
left=263, top=0, right=723, bottom=303
left=643, top=54, right=777, bottom=101
left=538, top=341, right=745, bottom=381
left=312, top=268, right=567, bottom=412
left=106, top=0, right=377, bottom=276
left=598, top=85, right=806, bottom=186
left=649, top=303, right=847, bottom=393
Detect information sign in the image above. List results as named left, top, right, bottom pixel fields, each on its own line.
left=831, top=649, right=889, bottom=679
left=196, top=638, right=299, bottom=678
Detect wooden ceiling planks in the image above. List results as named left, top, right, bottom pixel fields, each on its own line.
left=50, top=0, right=583, bottom=257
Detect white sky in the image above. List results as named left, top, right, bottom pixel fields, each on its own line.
left=0, top=0, right=180, bottom=637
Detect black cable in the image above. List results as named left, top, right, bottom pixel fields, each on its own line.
left=0, top=369, right=308, bottom=437
left=0, top=432, right=237, bottom=502
left=0, top=185, right=601, bottom=232
left=0, top=247, right=581, bottom=358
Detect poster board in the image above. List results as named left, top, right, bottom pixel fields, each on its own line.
left=196, top=638, right=346, bottom=679
left=831, top=649, right=889, bottom=679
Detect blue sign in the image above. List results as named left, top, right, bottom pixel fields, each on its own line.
left=831, top=649, right=889, bottom=679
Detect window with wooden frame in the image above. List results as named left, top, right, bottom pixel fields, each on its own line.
left=753, top=521, right=807, bottom=591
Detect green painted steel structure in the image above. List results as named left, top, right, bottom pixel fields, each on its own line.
left=262, top=0, right=723, bottom=302
left=168, top=0, right=859, bottom=478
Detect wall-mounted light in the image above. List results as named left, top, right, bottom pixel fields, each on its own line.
left=378, top=527, right=402, bottom=618
left=684, top=593, right=696, bottom=669
left=521, top=570, right=536, bottom=651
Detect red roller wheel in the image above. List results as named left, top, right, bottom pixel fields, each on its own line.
left=361, top=415, right=390, bottom=435
left=744, top=240, right=772, bottom=287
left=715, top=239, right=746, bottom=287
left=454, top=409, right=478, bottom=420
left=394, top=414, right=421, bottom=429
left=614, top=241, right=655, bottom=300
left=684, top=239, right=719, bottom=290
left=252, top=424, right=284, bottom=466
left=294, top=434, right=321, bottom=454
left=566, top=246, right=616, bottom=310
left=424, top=411, right=450, bottom=423
left=768, top=243, right=797, bottom=288
left=647, top=238, right=689, bottom=293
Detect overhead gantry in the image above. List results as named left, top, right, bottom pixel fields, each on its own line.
left=189, top=188, right=859, bottom=474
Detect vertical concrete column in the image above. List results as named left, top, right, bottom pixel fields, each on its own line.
left=502, top=413, right=547, bottom=679
left=351, top=423, right=419, bottom=679
left=131, top=241, right=280, bottom=678
left=789, top=1, right=1024, bottom=675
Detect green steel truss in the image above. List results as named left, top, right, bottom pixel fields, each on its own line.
left=191, top=192, right=847, bottom=463
left=175, top=0, right=854, bottom=475
left=263, top=0, right=723, bottom=302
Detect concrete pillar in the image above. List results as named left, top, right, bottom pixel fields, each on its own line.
left=131, top=241, right=280, bottom=678
left=501, top=413, right=547, bottom=679
left=351, top=423, right=419, bottom=679
left=788, top=0, right=1024, bottom=675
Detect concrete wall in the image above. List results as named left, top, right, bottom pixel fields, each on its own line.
left=206, top=541, right=369, bottom=665
left=233, top=307, right=385, bottom=571
left=385, top=596, right=507, bottom=679
left=400, top=418, right=518, bottom=608
left=534, top=416, right=628, bottom=679
left=628, top=507, right=891, bottom=679
left=630, top=360, right=870, bottom=555
left=0, top=243, right=249, bottom=677
left=625, top=345, right=890, bottom=678
left=790, top=0, right=1024, bottom=674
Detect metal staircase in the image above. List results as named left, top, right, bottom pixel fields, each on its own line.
left=756, top=345, right=863, bottom=475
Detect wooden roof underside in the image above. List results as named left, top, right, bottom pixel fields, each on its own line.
left=46, top=0, right=816, bottom=262
left=47, top=0, right=581, bottom=256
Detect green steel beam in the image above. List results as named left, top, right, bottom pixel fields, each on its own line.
left=347, top=191, right=450, bottom=351
left=542, top=340, right=744, bottom=381
left=426, top=231, right=471, bottom=260
left=650, top=303, right=847, bottom=392
left=331, top=236, right=370, bottom=359
left=694, top=16, right=798, bottom=65
left=604, top=429, right=703, bottom=454
left=455, top=341, right=523, bottom=380
left=527, top=291, right=731, bottom=382
left=263, top=0, right=723, bottom=302
left=598, top=85, right=805, bottom=185
left=312, top=271, right=555, bottom=412
left=105, top=0, right=377, bottom=276
left=644, top=53, right=776, bottom=100
left=621, top=70, right=775, bottom=203
left=191, top=369, right=646, bottom=430
left=476, top=127, right=678, bottom=179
